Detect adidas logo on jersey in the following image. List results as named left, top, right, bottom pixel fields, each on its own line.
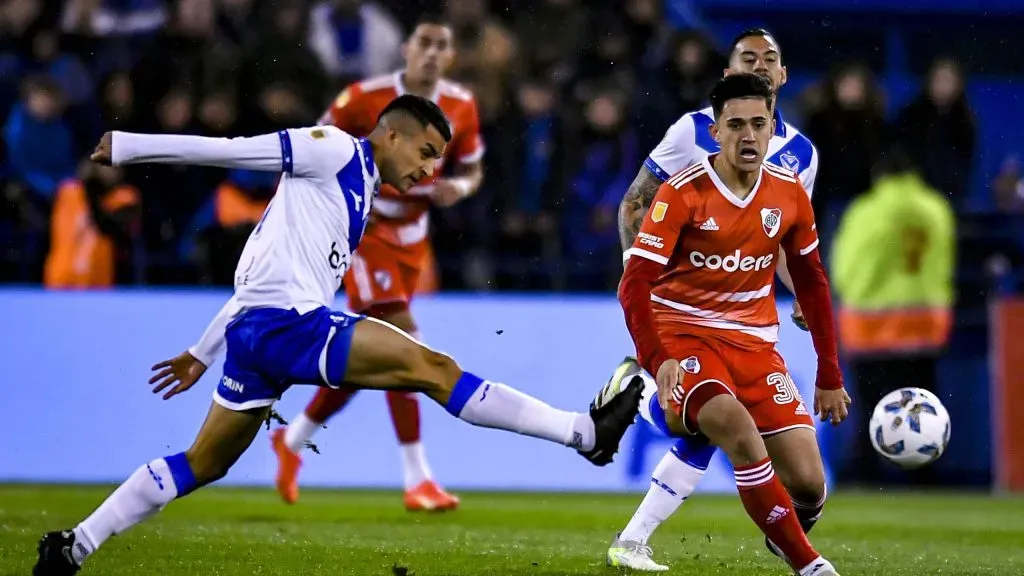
left=699, top=217, right=719, bottom=231
left=766, top=505, right=789, bottom=524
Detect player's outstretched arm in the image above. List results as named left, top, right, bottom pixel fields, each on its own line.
left=90, top=128, right=323, bottom=173
left=617, top=167, right=665, bottom=251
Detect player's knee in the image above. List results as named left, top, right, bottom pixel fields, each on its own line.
left=403, top=346, right=461, bottom=393
left=780, top=459, right=826, bottom=505
left=695, top=395, right=762, bottom=462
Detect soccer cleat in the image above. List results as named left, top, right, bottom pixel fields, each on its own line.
left=271, top=427, right=303, bottom=505
left=404, top=480, right=460, bottom=512
left=580, top=370, right=644, bottom=466
left=33, top=530, right=81, bottom=576
left=593, top=357, right=644, bottom=411
left=798, top=557, right=840, bottom=576
left=606, top=533, right=669, bottom=572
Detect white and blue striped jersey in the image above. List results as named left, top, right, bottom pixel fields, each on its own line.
left=110, top=126, right=379, bottom=365
left=644, top=106, right=818, bottom=195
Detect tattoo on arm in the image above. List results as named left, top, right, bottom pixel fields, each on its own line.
left=618, top=168, right=664, bottom=250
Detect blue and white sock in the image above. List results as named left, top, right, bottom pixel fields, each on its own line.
left=619, top=438, right=716, bottom=544
left=445, top=372, right=595, bottom=451
left=72, top=453, right=197, bottom=564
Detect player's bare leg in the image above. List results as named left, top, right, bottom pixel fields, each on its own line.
left=692, top=390, right=838, bottom=576
left=762, top=428, right=828, bottom=560
left=339, top=317, right=642, bottom=465
left=35, top=403, right=268, bottom=575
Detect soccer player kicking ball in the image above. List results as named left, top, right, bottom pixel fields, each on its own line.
left=33, top=95, right=643, bottom=576
left=611, top=74, right=849, bottom=576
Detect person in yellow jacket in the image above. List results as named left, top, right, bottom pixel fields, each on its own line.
left=831, top=145, right=956, bottom=484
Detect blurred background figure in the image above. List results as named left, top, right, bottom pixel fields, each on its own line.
left=308, top=0, right=403, bottom=89
left=44, top=160, right=140, bottom=288
left=830, top=146, right=955, bottom=486
left=895, top=57, right=976, bottom=213
left=803, top=62, right=887, bottom=260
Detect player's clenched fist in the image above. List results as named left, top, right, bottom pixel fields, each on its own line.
left=90, top=131, right=113, bottom=165
left=655, top=359, right=683, bottom=412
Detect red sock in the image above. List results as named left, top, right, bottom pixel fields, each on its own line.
left=735, top=458, right=819, bottom=570
left=386, top=391, right=421, bottom=444
left=305, top=387, right=357, bottom=423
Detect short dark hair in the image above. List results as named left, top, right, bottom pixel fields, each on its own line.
left=410, top=12, right=451, bottom=33
left=378, top=94, right=452, bottom=142
left=729, top=28, right=781, bottom=58
left=708, top=74, right=773, bottom=119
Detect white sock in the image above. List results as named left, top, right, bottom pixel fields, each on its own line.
left=72, top=457, right=187, bottom=564
left=400, top=441, right=433, bottom=489
left=454, top=380, right=595, bottom=451
left=619, top=449, right=706, bottom=544
left=284, top=412, right=322, bottom=453
left=799, top=556, right=832, bottom=575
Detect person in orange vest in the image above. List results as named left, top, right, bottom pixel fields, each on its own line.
left=831, top=145, right=956, bottom=485
left=44, top=161, right=140, bottom=289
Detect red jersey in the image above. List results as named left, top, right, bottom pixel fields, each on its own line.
left=321, top=72, right=484, bottom=246
left=625, top=157, right=819, bottom=345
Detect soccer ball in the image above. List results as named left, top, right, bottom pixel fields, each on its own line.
left=869, top=387, right=951, bottom=469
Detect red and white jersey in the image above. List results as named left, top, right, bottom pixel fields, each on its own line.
left=625, top=156, right=819, bottom=344
left=321, top=72, right=485, bottom=246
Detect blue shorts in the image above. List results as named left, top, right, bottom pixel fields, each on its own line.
left=213, top=307, right=364, bottom=411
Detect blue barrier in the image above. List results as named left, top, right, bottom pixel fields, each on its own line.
left=2, top=288, right=827, bottom=492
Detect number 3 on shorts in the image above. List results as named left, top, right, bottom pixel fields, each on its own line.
left=767, top=372, right=800, bottom=405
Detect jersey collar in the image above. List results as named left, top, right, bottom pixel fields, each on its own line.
left=357, top=137, right=381, bottom=194
left=394, top=71, right=441, bottom=103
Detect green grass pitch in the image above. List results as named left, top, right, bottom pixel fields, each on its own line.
left=1, top=485, right=1022, bottom=575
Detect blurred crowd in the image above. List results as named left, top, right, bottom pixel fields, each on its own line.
left=0, top=0, right=1013, bottom=293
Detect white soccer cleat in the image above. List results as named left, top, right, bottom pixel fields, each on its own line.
left=798, top=557, right=840, bottom=576
left=606, top=534, right=669, bottom=572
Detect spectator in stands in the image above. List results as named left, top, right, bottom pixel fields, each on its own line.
left=562, top=85, right=638, bottom=291
left=307, top=0, right=403, bottom=89
left=993, top=156, right=1024, bottom=213
left=634, top=29, right=719, bottom=152
left=493, top=73, right=564, bottom=290
left=445, top=0, right=516, bottom=125
left=44, top=160, right=140, bottom=288
left=192, top=168, right=275, bottom=285
left=804, top=61, right=887, bottom=260
left=513, top=0, right=589, bottom=88
left=60, top=0, right=168, bottom=38
left=894, top=57, right=976, bottom=211
left=3, top=75, right=77, bottom=202
left=830, top=145, right=955, bottom=486
left=98, top=70, right=138, bottom=133
left=241, top=0, right=328, bottom=121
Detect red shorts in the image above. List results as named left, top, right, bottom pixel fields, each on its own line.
left=343, top=231, right=431, bottom=313
left=663, top=332, right=814, bottom=437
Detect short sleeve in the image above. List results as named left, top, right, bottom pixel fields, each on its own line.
left=450, top=98, right=485, bottom=164
left=281, top=126, right=356, bottom=179
left=644, top=114, right=697, bottom=182
left=800, top=142, right=820, bottom=198
left=783, top=181, right=820, bottom=257
left=624, top=183, right=688, bottom=265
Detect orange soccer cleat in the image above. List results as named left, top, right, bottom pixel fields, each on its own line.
left=271, top=428, right=303, bottom=505
left=404, top=480, right=460, bottom=512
